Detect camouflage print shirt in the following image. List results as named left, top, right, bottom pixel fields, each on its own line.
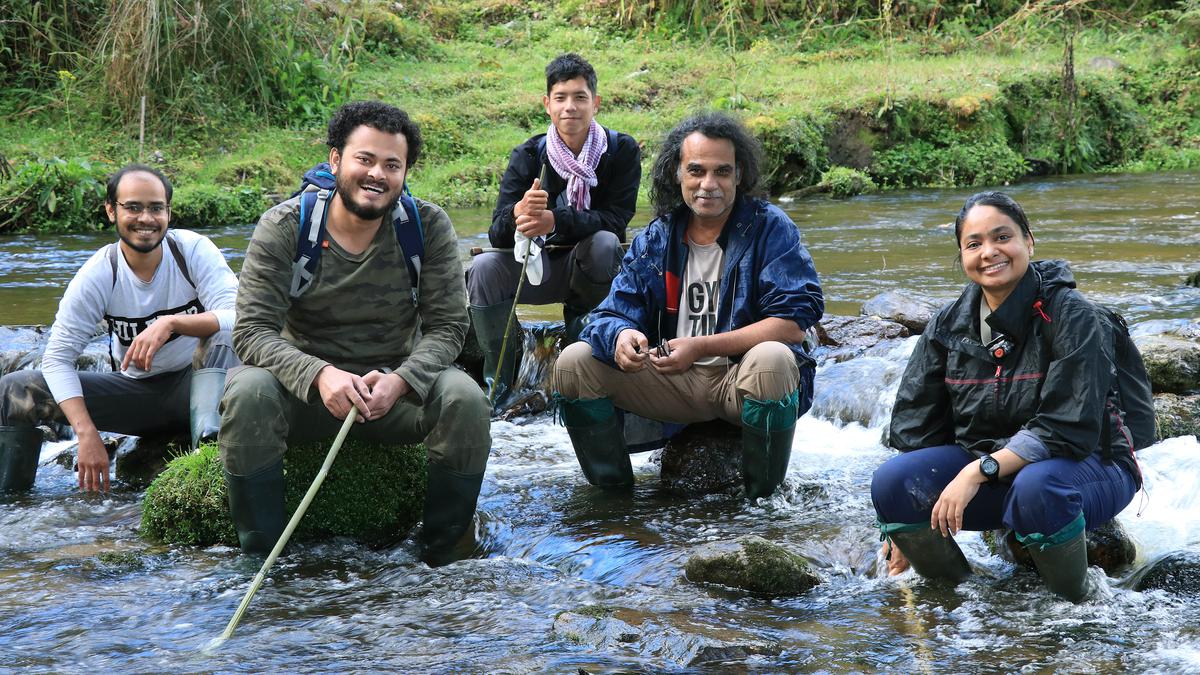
left=233, top=196, right=467, bottom=404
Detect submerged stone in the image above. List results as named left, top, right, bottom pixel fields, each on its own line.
left=685, top=535, right=821, bottom=596
left=1134, top=551, right=1200, bottom=594
left=814, top=315, right=909, bottom=363
left=1135, top=334, right=1200, bottom=394
left=1154, top=393, right=1200, bottom=441
left=140, top=441, right=426, bottom=547
left=553, top=607, right=780, bottom=667
left=860, top=291, right=941, bottom=334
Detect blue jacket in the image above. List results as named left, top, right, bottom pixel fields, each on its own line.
left=582, top=196, right=824, bottom=371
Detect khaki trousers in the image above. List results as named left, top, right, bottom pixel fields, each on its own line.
left=552, top=340, right=800, bottom=426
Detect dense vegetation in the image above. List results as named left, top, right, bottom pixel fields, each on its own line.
left=1, top=0, right=1198, bottom=233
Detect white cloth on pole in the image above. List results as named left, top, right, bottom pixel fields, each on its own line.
left=514, top=232, right=544, bottom=285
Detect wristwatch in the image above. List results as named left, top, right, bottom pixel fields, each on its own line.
left=979, top=454, right=1000, bottom=484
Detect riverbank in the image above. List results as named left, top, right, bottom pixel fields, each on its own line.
left=1, top=4, right=1198, bottom=233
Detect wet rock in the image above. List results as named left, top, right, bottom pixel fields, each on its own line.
left=1134, top=551, right=1200, bottom=594
left=1154, top=393, right=1200, bottom=441
left=814, top=315, right=909, bottom=363
left=114, top=434, right=185, bottom=488
left=553, top=607, right=780, bottom=667
left=860, top=291, right=942, bottom=334
left=985, top=519, right=1137, bottom=574
left=140, top=441, right=426, bottom=546
left=1186, top=270, right=1200, bottom=288
left=685, top=535, right=821, bottom=596
left=1134, top=334, right=1200, bottom=394
left=657, top=420, right=742, bottom=496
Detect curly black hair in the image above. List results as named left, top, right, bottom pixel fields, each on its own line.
left=954, top=191, right=1032, bottom=245
left=649, top=111, right=763, bottom=217
left=105, top=164, right=173, bottom=205
left=326, top=101, right=423, bottom=167
left=545, top=53, right=597, bottom=95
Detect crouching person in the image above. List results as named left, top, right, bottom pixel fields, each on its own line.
left=550, top=112, right=824, bottom=500
left=219, top=102, right=490, bottom=565
left=0, top=164, right=238, bottom=493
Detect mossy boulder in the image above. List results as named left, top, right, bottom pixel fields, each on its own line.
left=1154, top=393, right=1200, bottom=441
left=684, top=535, right=821, bottom=596
left=140, top=441, right=427, bottom=547
left=1135, top=334, right=1200, bottom=394
left=982, top=519, right=1137, bottom=575
left=656, top=420, right=743, bottom=496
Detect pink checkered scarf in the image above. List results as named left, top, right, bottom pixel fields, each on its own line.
left=544, top=120, right=608, bottom=211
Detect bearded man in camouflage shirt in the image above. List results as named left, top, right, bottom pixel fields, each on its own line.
left=219, top=102, right=490, bottom=565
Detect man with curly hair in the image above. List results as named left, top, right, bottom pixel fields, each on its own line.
left=220, top=101, right=490, bottom=564
left=552, top=112, right=823, bottom=501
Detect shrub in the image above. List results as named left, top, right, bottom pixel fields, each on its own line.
left=171, top=184, right=266, bottom=230
left=819, top=166, right=877, bottom=198
left=0, top=157, right=110, bottom=233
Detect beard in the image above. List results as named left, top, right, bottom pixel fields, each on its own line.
left=334, top=171, right=398, bottom=221
left=117, top=226, right=165, bottom=254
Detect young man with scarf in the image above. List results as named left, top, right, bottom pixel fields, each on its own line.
left=469, top=53, right=641, bottom=405
left=551, top=112, right=824, bottom=501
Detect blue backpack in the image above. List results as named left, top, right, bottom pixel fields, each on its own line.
left=289, top=163, right=424, bottom=305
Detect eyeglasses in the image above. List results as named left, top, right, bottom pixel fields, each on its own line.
left=115, top=201, right=169, bottom=216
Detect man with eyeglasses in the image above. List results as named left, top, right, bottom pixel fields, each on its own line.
left=0, top=164, right=239, bottom=493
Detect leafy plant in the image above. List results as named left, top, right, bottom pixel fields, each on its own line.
left=0, top=157, right=110, bottom=233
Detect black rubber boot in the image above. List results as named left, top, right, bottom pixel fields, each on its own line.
left=563, top=265, right=613, bottom=345
left=889, top=527, right=972, bottom=583
left=740, top=394, right=799, bottom=500
left=556, top=395, right=633, bottom=490
left=469, top=300, right=521, bottom=406
left=224, top=460, right=286, bottom=554
left=1027, top=531, right=1091, bottom=602
left=189, top=368, right=226, bottom=450
left=0, top=425, right=42, bottom=493
left=418, top=463, right=485, bottom=567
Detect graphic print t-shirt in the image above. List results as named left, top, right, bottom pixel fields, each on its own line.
left=675, top=237, right=729, bottom=367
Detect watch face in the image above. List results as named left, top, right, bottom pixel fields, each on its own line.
left=981, top=456, right=1000, bottom=478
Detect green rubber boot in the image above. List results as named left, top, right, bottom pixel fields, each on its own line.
left=418, top=463, right=486, bottom=567
left=556, top=395, right=633, bottom=490
left=740, top=391, right=799, bottom=500
left=884, top=524, right=972, bottom=583
left=563, top=265, right=612, bottom=345
left=224, top=460, right=286, bottom=554
left=470, top=300, right=521, bottom=405
left=0, top=425, right=42, bottom=493
left=189, top=368, right=226, bottom=450
left=1022, top=515, right=1091, bottom=602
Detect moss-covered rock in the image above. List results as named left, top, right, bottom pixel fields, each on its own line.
left=982, top=519, right=1137, bottom=575
left=684, top=535, right=821, bottom=596
left=1135, top=334, right=1200, bottom=394
left=818, top=166, right=877, bottom=198
left=140, top=441, right=427, bottom=547
left=1154, top=393, right=1200, bottom=440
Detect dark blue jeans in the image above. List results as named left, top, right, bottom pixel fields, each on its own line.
left=871, top=445, right=1137, bottom=539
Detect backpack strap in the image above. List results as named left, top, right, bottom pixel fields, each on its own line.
left=394, top=190, right=424, bottom=306
left=290, top=188, right=331, bottom=298
left=107, top=233, right=194, bottom=289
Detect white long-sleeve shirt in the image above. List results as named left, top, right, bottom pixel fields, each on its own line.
left=41, top=229, right=239, bottom=403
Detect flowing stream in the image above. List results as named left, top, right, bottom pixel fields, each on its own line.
left=0, top=172, right=1198, bottom=671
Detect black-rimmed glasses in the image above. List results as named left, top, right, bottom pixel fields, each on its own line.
left=115, top=201, right=169, bottom=216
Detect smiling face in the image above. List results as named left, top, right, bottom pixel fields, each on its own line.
left=958, top=204, right=1034, bottom=308
left=329, top=124, right=409, bottom=222
left=105, top=171, right=170, bottom=255
left=677, top=132, right=738, bottom=230
left=543, top=76, right=600, bottom=151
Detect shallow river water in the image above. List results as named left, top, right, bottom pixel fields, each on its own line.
left=1, top=172, right=1198, bottom=672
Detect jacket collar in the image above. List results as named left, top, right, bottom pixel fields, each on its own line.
left=985, top=264, right=1041, bottom=343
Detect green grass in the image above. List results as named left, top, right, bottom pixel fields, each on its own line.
left=2, top=9, right=1197, bottom=232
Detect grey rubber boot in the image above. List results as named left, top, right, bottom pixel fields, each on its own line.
left=0, top=425, right=42, bottom=492
left=189, top=368, right=226, bottom=450
left=418, top=463, right=485, bottom=567
left=469, top=300, right=520, bottom=405
left=888, top=526, right=972, bottom=583
left=1027, top=531, right=1091, bottom=603
left=224, top=460, right=286, bottom=554
left=556, top=395, right=633, bottom=490
left=563, top=264, right=612, bottom=345
left=740, top=393, right=799, bottom=500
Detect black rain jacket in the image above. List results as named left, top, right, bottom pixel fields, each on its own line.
left=489, top=129, right=641, bottom=249
left=887, top=259, right=1141, bottom=487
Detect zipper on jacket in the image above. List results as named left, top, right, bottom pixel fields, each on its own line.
left=993, top=364, right=1002, bottom=410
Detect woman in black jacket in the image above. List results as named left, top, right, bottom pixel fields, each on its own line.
left=871, top=191, right=1142, bottom=602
